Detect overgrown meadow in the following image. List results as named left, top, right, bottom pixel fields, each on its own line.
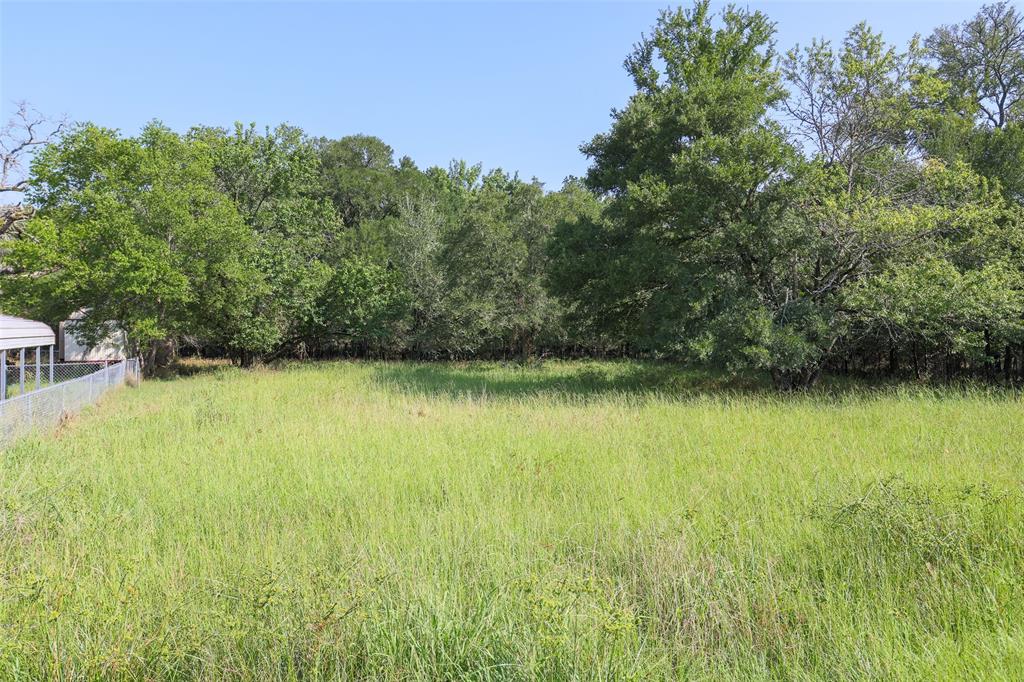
left=0, top=361, right=1021, bottom=680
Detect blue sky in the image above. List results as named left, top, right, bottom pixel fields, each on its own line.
left=0, top=1, right=996, bottom=188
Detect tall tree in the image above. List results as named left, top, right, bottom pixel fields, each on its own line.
left=193, top=123, right=337, bottom=363
left=553, top=2, right=818, bottom=384
left=1, top=122, right=254, bottom=370
left=781, top=24, right=925, bottom=189
left=780, top=20, right=1024, bottom=380
left=317, top=134, right=398, bottom=230
left=925, top=2, right=1024, bottom=203
left=928, top=1, right=1024, bottom=130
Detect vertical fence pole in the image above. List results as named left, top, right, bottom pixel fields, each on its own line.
left=1, top=352, right=6, bottom=401
left=19, top=348, right=25, bottom=395
left=49, top=345, right=54, bottom=385
left=35, top=346, right=41, bottom=390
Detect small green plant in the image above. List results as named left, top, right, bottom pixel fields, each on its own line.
left=818, top=477, right=1014, bottom=570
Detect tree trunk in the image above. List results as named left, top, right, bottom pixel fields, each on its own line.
left=142, top=338, right=176, bottom=376
left=143, top=345, right=157, bottom=376
left=520, top=330, right=535, bottom=365
left=770, top=365, right=821, bottom=391
left=984, top=329, right=994, bottom=379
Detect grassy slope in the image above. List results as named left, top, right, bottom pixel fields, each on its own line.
left=0, top=360, right=1022, bottom=680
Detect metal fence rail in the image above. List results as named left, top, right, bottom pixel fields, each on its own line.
left=3, top=361, right=115, bottom=399
left=0, top=359, right=140, bottom=448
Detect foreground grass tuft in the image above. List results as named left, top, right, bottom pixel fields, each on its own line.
left=0, top=361, right=1022, bottom=680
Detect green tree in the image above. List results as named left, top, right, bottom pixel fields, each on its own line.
left=925, top=2, right=1024, bottom=203
left=781, top=24, right=926, bottom=190
left=387, top=163, right=591, bottom=360
left=318, top=134, right=398, bottom=229
left=1, top=122, right=253, bottom=370
left=928, top=1, right=1024, bottom=130
left=193, top=123, right=337, bottom=364
left=554, top=2, right=819, bottom=384
left=389, top=191, right=455, bottom=357
left=314, top=257, right=409, bottom=355
left=845, top=161, right=1024, bottom=377
left=773, top=18, right=1024, bottom=381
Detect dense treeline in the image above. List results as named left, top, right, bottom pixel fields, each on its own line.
left=2, top=1, right=1024, bottom=387
left=1, top=125, right=600, bottom=367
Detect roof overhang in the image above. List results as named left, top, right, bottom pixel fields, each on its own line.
left=0, top=314, right=56, bottom=351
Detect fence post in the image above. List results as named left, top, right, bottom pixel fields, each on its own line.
left=49, top=345, right=54, bottom=385
left=1, top=352, right=6, bottom=401
left=35, top=346, right=41, bottom=390
left=19, top=348, right=25, bottom=396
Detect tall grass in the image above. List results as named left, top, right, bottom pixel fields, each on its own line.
left=0, top=360, right=1021, bottom=680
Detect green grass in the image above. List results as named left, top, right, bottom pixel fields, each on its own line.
left=1, top=360, right=1023, bottom=680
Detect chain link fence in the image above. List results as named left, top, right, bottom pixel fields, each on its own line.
left=3, top=361, right=115, bottom=399
left=0, top=359, right=140, bottom=448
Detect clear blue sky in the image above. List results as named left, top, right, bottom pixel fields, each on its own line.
left=0, top=1, right=996, bottom=188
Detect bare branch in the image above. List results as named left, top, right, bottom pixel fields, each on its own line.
left=0, top=101, right=67, bottom=194
left=927, top=1, right=1024, bottom=128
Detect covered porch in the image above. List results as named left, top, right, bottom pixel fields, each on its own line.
left=0, top=314, right=56, bottom=400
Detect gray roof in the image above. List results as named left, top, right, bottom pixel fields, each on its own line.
left=0, top=314, right=55, bottom=351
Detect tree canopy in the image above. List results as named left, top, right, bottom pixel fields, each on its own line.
left=3, top=1, right=1024, bottom=387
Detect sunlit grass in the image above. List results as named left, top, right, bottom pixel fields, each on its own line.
left=1, top=360, right=1022, bottom=680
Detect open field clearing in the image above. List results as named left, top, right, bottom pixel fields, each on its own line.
left=1, top=361, right=1023, bottom=680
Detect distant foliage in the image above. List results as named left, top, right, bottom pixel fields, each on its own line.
left=2, top=1, right=1024, bottom=386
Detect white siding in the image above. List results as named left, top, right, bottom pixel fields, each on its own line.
left=59, top=320, right=128, bottom=361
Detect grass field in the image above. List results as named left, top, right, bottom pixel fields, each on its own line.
left=0, top=361, right=1022, bottom=680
